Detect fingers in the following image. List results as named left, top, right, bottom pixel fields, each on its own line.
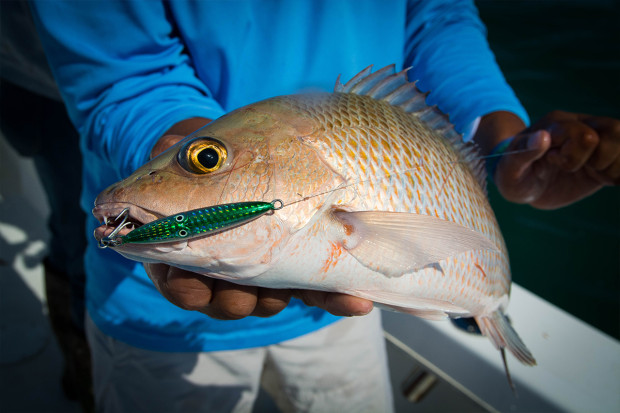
left=529, top=111, right=620, bottom=182
left=603, top=157, right=620, bottom=184
left=144, top=263, right=374, bottom=319
left=166, top=267, right=215, bottom=310
left=546, top=121, right=598, bottom=172
left=498, top=130, right=551, bottom=182
left=494, top=130, right=551, bottom=204
left=203, top=282, right=291, bottom=320
left=496, top=111, right=620, bottom=207
left=253, top=288, right=292, bottom=318
left=293, top=290, right=373, bottom=317
left=206, top=282, right=259, bottom=319
left=589, top=137, right=620, bottom=172
left=583, top=116, right=620, bottom=183
left=143, top=264, right=292, bottom=319
left=206, top=283, right=290, bottom=320
left=144, top=263, right=215, bottom=310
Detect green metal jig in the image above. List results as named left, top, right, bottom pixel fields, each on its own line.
left=98, top=200, right=283, bottom=248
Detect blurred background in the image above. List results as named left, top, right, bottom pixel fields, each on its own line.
left=479, top=0, right=619, bottom=340
left=1, top=1, right=618, bottom=412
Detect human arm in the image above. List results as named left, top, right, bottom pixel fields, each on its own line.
left=403, top=1, right=618, bottom=208
left=404, top=0, right=528, bottom=135
left=475, top=111, right=620, bottom=209
left=30, top=1, right=226, bottom=177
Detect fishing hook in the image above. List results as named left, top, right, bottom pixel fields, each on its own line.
left=98, top=207, right=130, bottom=249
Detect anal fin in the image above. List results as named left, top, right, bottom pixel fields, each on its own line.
left=475, top=310, right=536, bottom=366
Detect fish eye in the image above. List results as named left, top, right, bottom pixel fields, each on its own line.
left=178, top=138, right=227, bottom=174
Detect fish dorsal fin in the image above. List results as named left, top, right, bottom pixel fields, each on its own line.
left=334, top=64, right=487, bottom=192
left=332, top=210, right=498, bottom=278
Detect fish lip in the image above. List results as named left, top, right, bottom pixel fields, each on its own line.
left=92, top=202, right=160, bottom=241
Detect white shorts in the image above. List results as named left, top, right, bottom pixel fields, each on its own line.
left=86, top=309, right=394, bottom=413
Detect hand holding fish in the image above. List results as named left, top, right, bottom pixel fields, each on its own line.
left=145, top=125, right=374, bottom=320
left=483, top=111, right=620, bottom=209
left=145, top=261, right=373, bottom=319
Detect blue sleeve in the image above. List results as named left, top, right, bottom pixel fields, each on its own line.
left=30, top=1, right=226, bottom=178
left=404, top=0, right=529, bottom=133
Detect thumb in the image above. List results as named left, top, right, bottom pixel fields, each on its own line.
left=495, top=130, right=552, bottom=203
left=496, top=130, right=550, bottom=181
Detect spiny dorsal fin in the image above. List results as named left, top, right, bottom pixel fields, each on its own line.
left=334, top=65, right=487, bottom=192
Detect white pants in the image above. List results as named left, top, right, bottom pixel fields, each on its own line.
left=86, top=310, right=394, bottom=413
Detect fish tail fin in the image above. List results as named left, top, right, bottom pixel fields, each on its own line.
left=475, top=310, right=537, bottom=366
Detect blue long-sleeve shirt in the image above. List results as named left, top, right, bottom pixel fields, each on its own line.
left=31, top=0, right=528, bottom=352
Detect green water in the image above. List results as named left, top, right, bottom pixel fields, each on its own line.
left=476, top=1, right=620, bottom=339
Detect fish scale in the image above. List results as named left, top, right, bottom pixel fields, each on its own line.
left=93, top=65, right=534, bottom=367
left=296, top=93, right=493, bottom=230
left=273, top=90, right=511, bottom=308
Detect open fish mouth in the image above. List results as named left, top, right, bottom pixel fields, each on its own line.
left=92, top=203, right=159, bottom=243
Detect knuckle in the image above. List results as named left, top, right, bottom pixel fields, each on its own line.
left=580, top=132, right=599, bottom=148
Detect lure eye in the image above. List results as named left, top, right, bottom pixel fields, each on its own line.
left=178, top=138, right=227, bottom=174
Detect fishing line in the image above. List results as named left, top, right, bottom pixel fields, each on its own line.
left=278, top=147, right=536, bottom=209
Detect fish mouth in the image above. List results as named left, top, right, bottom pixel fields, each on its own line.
left=92, top=203, right=160, bottom=243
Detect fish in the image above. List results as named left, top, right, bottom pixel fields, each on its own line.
left=93, top=64, right=536, bottom=367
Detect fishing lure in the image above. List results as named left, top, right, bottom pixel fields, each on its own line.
left=98, top=200, right=283, bottom=248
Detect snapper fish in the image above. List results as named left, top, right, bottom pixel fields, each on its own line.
left=93, top=65, right=536, bottom=367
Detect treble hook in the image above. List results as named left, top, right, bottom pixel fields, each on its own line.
left=98, top=208, right=130, bottom=249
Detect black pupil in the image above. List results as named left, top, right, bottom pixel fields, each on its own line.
left=197, top=148, right=219, bottom=169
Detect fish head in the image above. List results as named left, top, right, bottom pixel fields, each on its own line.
left=93, top=95, right=340, bottom=279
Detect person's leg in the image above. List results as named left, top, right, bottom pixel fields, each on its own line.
left=86, top=315, right=267, bottom=413
left=262, top=309, right=394, bottom=413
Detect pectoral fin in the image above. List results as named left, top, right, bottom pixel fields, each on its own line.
left=333, top=210, right=497, bottom=277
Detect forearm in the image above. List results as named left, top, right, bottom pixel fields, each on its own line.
left=31, top=1, right=225, bottom=177
left=404, top=0, right=529, bottom=134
